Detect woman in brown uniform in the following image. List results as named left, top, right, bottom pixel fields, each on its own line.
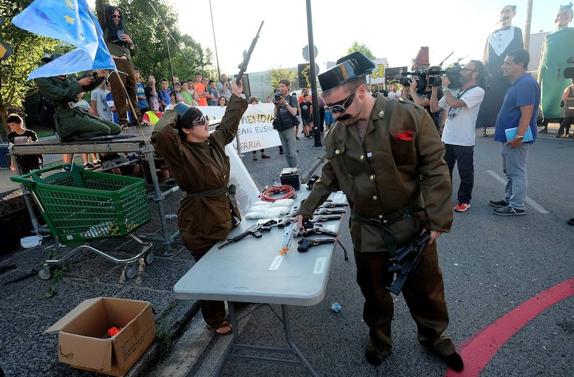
left=152, top=81, right=247, bottom=335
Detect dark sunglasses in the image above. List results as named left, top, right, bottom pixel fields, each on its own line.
left=325, top=93, right=356, bottom=113
left=112, top=15, right=121, bottom=19
left=192, top=115, right=209, bottom=126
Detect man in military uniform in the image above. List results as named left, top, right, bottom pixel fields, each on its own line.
left=295, top=52, right=463, bottom=371
left=36, top=57, right=121, bottom=143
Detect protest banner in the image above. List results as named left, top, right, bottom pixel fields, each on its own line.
left=370, top=58, right=388, bottom=85
left=199, top=103, right=281, bottom=153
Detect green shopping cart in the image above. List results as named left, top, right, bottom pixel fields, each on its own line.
left=11, top=163, right=154, bottom=279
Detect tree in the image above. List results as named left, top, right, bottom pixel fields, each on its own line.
left=346, top=42, right=376, bottom=59
left=0, top=0, right=58, bottom=135
left=114, top=0, right=212, bottom=82
left=270, top=68, right=297, bottom=93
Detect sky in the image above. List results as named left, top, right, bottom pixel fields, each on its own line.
left=87, top=0, right=565, bottom=74
left=173, top=0, right=563, bottom=75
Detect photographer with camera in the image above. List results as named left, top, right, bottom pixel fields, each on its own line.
left=430, top=60, right=486, bottom=213
left=404, top=68, right=443, bottom=130
left=273, top=79, right=299, bottom=168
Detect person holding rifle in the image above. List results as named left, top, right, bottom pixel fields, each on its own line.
left=151, top=80, right=247, bottom=335
left=295, top=52, right=463, bottom=371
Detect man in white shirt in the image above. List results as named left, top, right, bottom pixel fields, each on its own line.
left=90, top=80, right=113, bottom=122
left=386, top=83, right=401, bottom=100
left=430, top=60, right=486, bottom=212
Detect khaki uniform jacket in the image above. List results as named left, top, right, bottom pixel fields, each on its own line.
left=151, top=95, right=248, bottom=250
left=298, top=95, right=452, bottom=252
left=36, top=76, right=110, bottom=140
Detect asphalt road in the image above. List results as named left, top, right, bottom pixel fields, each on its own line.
left=193, top=131, right=574, bottom=377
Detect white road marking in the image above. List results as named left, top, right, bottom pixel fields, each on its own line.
left=486, top=170, right=551, bottom=214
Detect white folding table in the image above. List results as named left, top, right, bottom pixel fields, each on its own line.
left=173, top=191, right=347, bottom=376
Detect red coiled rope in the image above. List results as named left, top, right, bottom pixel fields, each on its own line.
left=260, top=185, right=296, bottom=202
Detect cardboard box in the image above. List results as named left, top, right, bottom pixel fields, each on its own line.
left=45, top=297, right=156, bottom=376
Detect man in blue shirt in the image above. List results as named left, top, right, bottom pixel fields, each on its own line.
left=490, top=49, right=540, bottom=216
left=158, top=79, right=172, bottom=111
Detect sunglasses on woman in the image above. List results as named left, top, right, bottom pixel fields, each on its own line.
left=192, top=115, right=209, bottom=126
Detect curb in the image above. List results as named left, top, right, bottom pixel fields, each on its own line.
left=127, top=300, right=201, bottom=377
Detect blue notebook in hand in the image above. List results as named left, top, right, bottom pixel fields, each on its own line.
left=505, top=126, right=533, bottom=142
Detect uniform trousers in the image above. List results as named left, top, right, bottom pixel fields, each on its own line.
left=180, top=232, right=226, bottom=328
left=57, top=111, right=121, bottom=142
left=109, top=57, right=140, bottom=123
left=353, top=241, right=456, bottom=356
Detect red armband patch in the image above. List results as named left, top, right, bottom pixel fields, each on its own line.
left=394, top=130, right=415, bottom=141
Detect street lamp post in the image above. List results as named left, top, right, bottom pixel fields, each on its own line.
left=305, top=0, right=322, bottom=147
left=209, top=0, right=221, bottom=79
left=524, top=0, right=533, bottom=50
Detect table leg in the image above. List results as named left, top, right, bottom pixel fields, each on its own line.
left=281, top=305, right=319, bottom=377
left=15, top=162, right=41, bottom=235
left=143, top=142, right=171, bottom=245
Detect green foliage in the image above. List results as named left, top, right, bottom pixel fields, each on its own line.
left=114, top=0, right=212, bottom=81
left=0, top=0, right=211, bottom=135
left=0, top=0, right=58, bottom=134
left=346, top=41, right=376, bottom=59
left=270, top=68, right=297, bottom=92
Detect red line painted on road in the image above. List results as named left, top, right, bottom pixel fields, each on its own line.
left=446, top=277, right=574, bottom=377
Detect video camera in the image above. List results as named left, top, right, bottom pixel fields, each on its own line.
left=400, top=70, right=428, bottom=91
left=400, top=64, right=463, bottom=91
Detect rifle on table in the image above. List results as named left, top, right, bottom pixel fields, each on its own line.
left=256, top=213, right=343, bottom=229
left=236, top=21, right=264, bottom=84
left=386, top=230, right=431, bottom=295
left=218, top=219, right=275, bottom=249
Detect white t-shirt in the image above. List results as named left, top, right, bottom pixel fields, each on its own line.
left=91, top=87, right=113, bottom=122
left=387, top=91, right=400, bottom=100
left=439, top=86, right=485, bottom=146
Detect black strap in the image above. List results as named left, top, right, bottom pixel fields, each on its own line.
left=456, top=85, right=478, bottom=99
left=351, top=207, right=421, bottom=226
left=351, top=207, right=423, bottom=252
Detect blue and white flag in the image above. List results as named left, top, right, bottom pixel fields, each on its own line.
left=12, top=0, right=115, bottom=80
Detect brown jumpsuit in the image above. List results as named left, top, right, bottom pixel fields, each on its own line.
left=151, top=95, right=248, bottom=327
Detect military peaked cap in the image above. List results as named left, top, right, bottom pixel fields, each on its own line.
left=318, top=52, right=375, bottom=92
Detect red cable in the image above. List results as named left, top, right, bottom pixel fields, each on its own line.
left=260, top=185, right=296, bottom=202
